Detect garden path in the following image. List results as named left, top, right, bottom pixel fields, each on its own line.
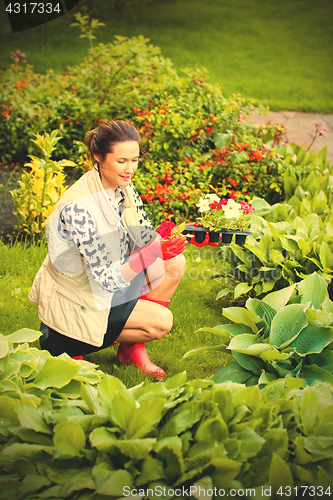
left=248, top=111, right=333, bottom=165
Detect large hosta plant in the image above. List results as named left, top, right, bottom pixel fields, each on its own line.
left=185, top=272, right=333, bottom=386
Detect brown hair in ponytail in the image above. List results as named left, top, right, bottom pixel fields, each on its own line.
left=84, top=120, right=141, bottom=168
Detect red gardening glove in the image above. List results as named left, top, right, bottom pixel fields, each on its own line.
left=160, top=236, right=187, bottom=260
left=128, top=236, right=186, bottom=273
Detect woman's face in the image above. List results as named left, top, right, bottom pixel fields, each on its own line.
left=95, top=141, right=140, bottom=191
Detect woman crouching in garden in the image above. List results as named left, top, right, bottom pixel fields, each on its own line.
left=28, top=120, right=187, bottom=378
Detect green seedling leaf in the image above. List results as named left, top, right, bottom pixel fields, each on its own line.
left=262, top=284, right=296, bottom=311
left=222, top=307, right=260, bottom=333
left=163, top=371, right=187, bottom=389
left=53, top=421, right=86, bottom=457
left=33, top=358, right=81, bottom=389
left=109, top=393, right=134, bottom=431
left=97, top=374, right=136, bottom=418
left=0, top=443, right=46, bottom=469
left=210, top=457, right=242, bottom=486
left=260, top=350, right=293, bottom=362
left=289, top=324, right=333, bottom=356
left=270, top=304, right=309, bottom=348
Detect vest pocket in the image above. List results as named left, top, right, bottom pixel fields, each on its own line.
left=55, top=290, right=87, bottom=312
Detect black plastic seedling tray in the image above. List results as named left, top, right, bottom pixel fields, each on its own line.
left=183, top=225, right=251, bottom=245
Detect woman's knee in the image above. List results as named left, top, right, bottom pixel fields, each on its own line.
left=146, top=307, right=173, bottom=340
left=165, top=253, right=186, bottom=280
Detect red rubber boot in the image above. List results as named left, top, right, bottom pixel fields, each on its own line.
left=116, top=342, right=166, bottom=377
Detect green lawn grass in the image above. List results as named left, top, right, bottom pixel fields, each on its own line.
left=0, top=239, right=232, bottom=388
left=0, top=0, right=332, bottom=113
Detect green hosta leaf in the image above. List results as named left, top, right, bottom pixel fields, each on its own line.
left=270, top=304, right=309, bottom=348
left=213, top=323, right=254, bottom=337
left=135, top=457, right=166, bottom=486
left=114, top=438, right=156, bottom=459
left=312, top=190, right=327, bottom=214
left=301, top=386, right=319, bottom=436
left=246, top=297, right=277, bottom=327
left=308, top=351, right=333, bottom=372
left=0, top=396, right=20, bottom=426
left=109, top=393, right=134, bottom=431
left=233, top=282, right=253, bottom=299
left=289, top=324, right=333, bottom=356
left=306, top=308, right=333, bottom=326
left=125, top=398, right=165, bottom=439
left=216, top=288, right=233, bottom=299
left=210, top=457, right=242, bottom=486
left=95, top=469, right=133, bottom=496
left=0, top=335, right=9, bottom=360
left=260, top=350, right=293, bottom=362
left=160, top=402, right=204, bottom=438
left=195, top=326, right=233, bottom=340
left=0, top=443, right=46, bottom=469
left=212, top=361, right=252, bottom=384
left=300, top=365, right=333, bottom=385
left=195, top=417, right=228, bottom=442
left=53, top=421, right=86, bottom=457
left=89, top=427, right=117, bottom=452
left=192, top=476, right=214, bottom=500
left=97, top=374, right=136, bottom=417
left=15, top=401, right=52, bottom=435
left=297, top=272, right=328, bottom=309
left=213, top=389, right=234, bottom=423
left=163, top=371, right=187, bottom=389
left=6, top=328, right=42, bottom=344
left=130, top=381, right=169, bottom=403
left=58, top=469, right=95, bottom=496
left=322, top=296, right=333, bottom=313
left=18, top=474, right=51, bottom=499
left=222, top=307, right=260, bottom=333
left=33, top=358, right=81, bottom=389
left=154, top=438, right=185, bottom=482
left=236, top=427, right=265, bottom=461
left=262, top=284, right=296, bottom=311
left=269, top=453, right=293, bottom=492
left=228, top=333, right=259, bottom=351
left=232, top=352, right=263, bottom=376
left=258, top=372, right=278, bottom=384
left=182, top=344, right=228, bottom=360
left=320, top=241, right=333, bottom=272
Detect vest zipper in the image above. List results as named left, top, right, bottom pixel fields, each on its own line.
left=55, top=290, right=87, bottom=312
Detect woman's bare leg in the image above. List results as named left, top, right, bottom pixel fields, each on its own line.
left=143, top=253, right=186, bottom=301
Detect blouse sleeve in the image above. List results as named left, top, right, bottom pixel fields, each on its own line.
left=131, top=185, right=155, bottom=245
left=59, top=202, right=130, bottom=293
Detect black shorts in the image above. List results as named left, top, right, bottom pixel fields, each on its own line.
left=39, top=270, right=146, bottom=357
